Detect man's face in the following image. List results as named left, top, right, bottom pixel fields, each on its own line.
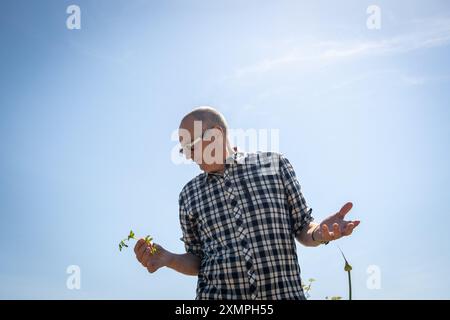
left=178, top=118, right=226, bottom=173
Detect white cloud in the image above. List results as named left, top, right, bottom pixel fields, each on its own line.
left=231, top=18, right=450, bottom=79
left=400, top=75, right=426, bottom=86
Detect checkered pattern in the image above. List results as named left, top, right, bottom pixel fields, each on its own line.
left=179, top=152, right=314, bottom=300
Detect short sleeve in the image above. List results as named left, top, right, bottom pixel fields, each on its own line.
left=279, top=154, right=314, bottom=237
left=179, top=195, right=204, bottom=259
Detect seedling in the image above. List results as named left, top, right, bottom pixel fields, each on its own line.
left=302, top=278, right=316, bottom=298
left=118, top=230, right=157, bottom=254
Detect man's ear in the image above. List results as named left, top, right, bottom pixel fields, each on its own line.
left=203, top=126, right=223, bottom=141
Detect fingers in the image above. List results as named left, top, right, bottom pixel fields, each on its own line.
left=343, top=220, right=361, bottom=236
left=147, top=244, right=165, bottom=273
left=135, top=238, right=160, bottom=269
left=320, top=218, right=361, bottom=242
left=321, top=223, right=343, bottom=241
left=141, top=246, right=153, bottom=266
left=134, top=239, right=146, bottom=255
left=147, top=260, right=158, bottom=273
left=321, top=224, right=333, bottom=241
left=342, top=223, right=355, bottom=236
left=141, top=243, right=160, bottom=267
left=135, top=239, right=148, bottom=263
left=338, top=202, right=353, bottom=219
left=333, top=223, right=341, bottom=238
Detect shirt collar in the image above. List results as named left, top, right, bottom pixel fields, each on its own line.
left=202, top=152, right=246, bottom=184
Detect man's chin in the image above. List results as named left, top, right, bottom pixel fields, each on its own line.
left=198, top=163, right=213, bottom=173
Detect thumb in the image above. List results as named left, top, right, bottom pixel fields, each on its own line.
left=338, top=202, right=353, bottom=218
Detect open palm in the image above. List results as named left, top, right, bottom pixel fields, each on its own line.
left=317, top=202, right=361, bottom=242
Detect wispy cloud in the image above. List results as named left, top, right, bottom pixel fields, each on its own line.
left=400, top=75, right=427, bottom=86
left=231, top=18, right=450, bottom=79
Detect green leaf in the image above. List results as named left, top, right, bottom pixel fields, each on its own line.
left=128, top=230, right=135, bottom=241
left=119, top=240, right=129, bottom=252
left=144, top=235, right=153, bottom=245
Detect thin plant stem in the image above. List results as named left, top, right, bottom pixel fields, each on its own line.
left=348, top=270, right=352, bottom=300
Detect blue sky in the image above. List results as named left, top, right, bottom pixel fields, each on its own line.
left=0, top=0, right=449, bottom=299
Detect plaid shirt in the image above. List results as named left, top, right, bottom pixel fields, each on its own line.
left=179, top=152, right=314, bottom=300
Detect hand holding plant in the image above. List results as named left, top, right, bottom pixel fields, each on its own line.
left=119, top=230, right=171, bottom=274
left=135, top=238, right=172, bottom=273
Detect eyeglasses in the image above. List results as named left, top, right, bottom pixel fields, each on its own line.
left=179, top=135, right=203, bottom=156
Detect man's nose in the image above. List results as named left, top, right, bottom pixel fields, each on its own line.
left=185, top=150, right=193, bottom=160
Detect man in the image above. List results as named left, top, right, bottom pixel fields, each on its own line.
left=134, top=106, right=360, bottom=299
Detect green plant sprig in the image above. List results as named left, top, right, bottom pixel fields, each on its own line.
left=302, top=278, right=316, bottom=298
left=118, top=230, right=157, bottom=254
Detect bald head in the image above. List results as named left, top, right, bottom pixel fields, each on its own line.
left=180, top=106, right=228, bottom=134
left=178, top=106, right=233, bottom=173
